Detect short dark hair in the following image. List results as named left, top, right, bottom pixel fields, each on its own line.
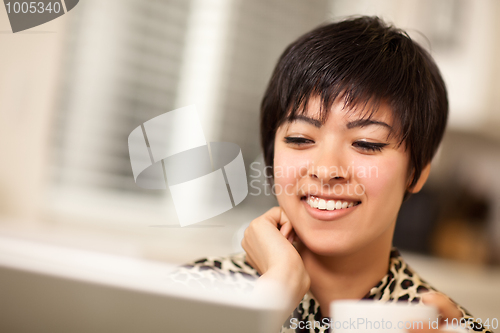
left=260, top=16, right=448, bottom=196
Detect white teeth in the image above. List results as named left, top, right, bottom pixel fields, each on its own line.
left=318, top=199, right=326, bottom=209
left=307, top=197, right=319, bottom=208
left=305, top=196, right=358, bottom=211
left=326, top=200, right=335, bottom=210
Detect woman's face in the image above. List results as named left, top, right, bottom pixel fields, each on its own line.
left=273, top=96, right=411, bottom=256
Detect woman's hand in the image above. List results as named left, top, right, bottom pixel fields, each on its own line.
left=407, top=292, right=463, bottom=332
left=241, top=207, right=310, bottom=316
left=242, top=206, right=300, bottom=275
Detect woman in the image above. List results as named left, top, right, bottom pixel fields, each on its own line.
left=171, top=16, right=491, bottom=333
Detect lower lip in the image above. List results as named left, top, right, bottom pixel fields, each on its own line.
left=301, top=199, right=360, bottom=221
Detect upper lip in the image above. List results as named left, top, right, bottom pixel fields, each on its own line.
left=301, top=193, right=361, bottom=202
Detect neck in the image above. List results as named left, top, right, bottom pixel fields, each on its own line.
left=299, top=237, right=393, bottom=317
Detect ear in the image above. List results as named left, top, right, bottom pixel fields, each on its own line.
left=408, top=163, right=431, bottom=194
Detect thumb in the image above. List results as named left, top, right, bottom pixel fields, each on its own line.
left=279, top=208, right=293, bottom=239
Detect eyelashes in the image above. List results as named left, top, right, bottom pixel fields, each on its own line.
left=284, top=136, right=389, bottom=152
left=352, top=141, right=388, bottom=152
left=284, top=137, right=314, bottom=145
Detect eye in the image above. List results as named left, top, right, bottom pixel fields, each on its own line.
left=352, top=141, right=388, bottom=152
left=284, top=136, right=314, bottom=145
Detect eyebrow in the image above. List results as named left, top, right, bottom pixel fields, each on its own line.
left=346, top=119, right=393, bottom=131
left=288, top=115, right=392, bottom=131
left=288, top=115, right=322, bottom=128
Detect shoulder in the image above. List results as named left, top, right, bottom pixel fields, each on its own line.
left=168, top=252, right=260, bottom=292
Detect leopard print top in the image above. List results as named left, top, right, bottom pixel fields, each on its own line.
left=168, top=249, right=493, bottom=333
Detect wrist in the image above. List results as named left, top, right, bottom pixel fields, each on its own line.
left=264, top=263, right=310, bottom=296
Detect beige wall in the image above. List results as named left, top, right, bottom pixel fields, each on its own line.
left=0, top=10, right=66, bottom=219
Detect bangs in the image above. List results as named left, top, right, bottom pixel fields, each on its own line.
left=283, top=84, right=403, bottom=146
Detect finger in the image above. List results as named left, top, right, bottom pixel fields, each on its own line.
left=263, top=206, right=291, bottom=231
left=280, top=220, right=293, bottom=238
left=422, top=293, right=462, bottom=320
left=263, top=207, right=282, bottom=228
left=278, top=207, right=293, bottom=238
left=279, top=208, right=291, bottom=227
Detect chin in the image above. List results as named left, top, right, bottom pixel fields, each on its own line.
left=298, top=231, right=357, bottom=257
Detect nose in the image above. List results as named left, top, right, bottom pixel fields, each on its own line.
left=308, top=149, right=351, bottom=185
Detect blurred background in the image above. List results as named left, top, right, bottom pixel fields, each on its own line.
left=1, top=0, right=499, bottom=322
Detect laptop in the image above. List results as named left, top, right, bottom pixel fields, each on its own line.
left=0, top=236, right=285, bottom=333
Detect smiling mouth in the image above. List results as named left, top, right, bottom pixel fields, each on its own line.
left=301, top=195, right=361, bottom=211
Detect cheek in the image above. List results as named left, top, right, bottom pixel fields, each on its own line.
left=356, top=153, right=409, bottom=200
left=273, top=149, right=309, bottom=186
left=272, top=148, right=314, bottom=203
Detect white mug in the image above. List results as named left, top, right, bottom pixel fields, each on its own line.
left=330, top=300, right=439, bottom=333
